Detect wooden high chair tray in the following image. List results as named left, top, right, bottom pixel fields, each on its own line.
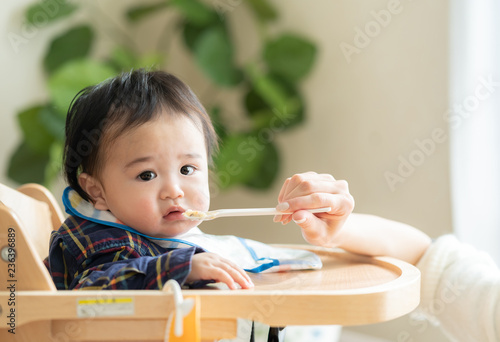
left=190, top=244, right=420, bottom=327
left=0, top=247, right=420, bottom=341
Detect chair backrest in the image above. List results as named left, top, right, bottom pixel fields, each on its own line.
left=0, top=183, right=62, bottom=291
left=17, top=183, right=65, bottom=232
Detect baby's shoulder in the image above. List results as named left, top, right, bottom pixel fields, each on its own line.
left=55, top=215, right=162, bottom=257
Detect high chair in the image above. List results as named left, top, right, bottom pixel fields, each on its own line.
left=0, top=182, right=420, bottom=342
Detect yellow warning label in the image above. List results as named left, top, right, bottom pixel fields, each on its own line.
left=77, top=297, right=134, bottom=318
left=78, top=298, right=133, bottom=305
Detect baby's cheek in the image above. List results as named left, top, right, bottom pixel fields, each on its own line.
left=132, top=199, right=157, bottom=220
left=194, top=186, right=210, bottom=211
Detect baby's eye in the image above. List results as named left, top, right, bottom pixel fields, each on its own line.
left=180, top=165, right=195, bottom=176
left=138, top=171, right=157, bottom=181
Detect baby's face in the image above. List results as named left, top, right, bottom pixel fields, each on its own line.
left=95, top=113, right=210, bottom=238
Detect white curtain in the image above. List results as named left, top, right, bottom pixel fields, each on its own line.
left=450, top=0, right=500, bottom=263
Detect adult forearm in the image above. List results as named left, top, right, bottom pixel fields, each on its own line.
left=337, top=213, right=432, bottom=265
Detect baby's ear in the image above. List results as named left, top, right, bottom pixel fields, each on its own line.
left=78, top=173, right=109, bottom=211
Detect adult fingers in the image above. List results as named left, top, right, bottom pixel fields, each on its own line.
left=292, top=210, right=323, bottom=233
left=290, top=211, right=340, bottom=246
left=277, top=176, right=292, bottom=204
left=276, top=173, right=343, bottom=223
left=279, top=174, right=350, bottom=206
left=281, top=179, right=346, bottom=204
left=278, top=192, right=355, bottom=218
left=277, top=172, right=323, bottom=203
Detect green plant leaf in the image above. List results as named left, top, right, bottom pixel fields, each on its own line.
left=137, top=52, right=164, bottom=69
left=181, top=20, right=206, bottom=52
left=213, top=133, right=268, bottom=189
left=264, top=34, right=317, bottom=82
left=109, top=46, right=163, bottom=71
left=194, top=27, right=242, bottom=87
left=25, top=1, right=77, bottom=25
left=171, top=0, right=218, bottom=26
left=244, top=141, right=279, bottom=189
left=244, top=64, right=302, bottom=127
left=45, top=141, right=64, bottom=185
left=8, top=142, right=50, bottom=185
left=39, top=104, right=66, bottom=141
left=44, top=25, right=94, bottom=74
left=209, top=106, right=227, bottom=140
left=48, top=59, right=117, bottom=117
left=109, top=46, right=138, bottom=71
left=17, top=105, right=56, bottom=154
left=126, top=1, right=169, bottom=22
left=244, top=73, right=304, bottom=130
left=246, top=0, right=278, bottom=22
left=245, top=63, right=288, bottom=110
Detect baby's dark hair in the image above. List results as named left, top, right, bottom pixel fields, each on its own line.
left=64, top=69, right=218, bottom=202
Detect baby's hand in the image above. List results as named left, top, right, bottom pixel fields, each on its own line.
left=186, top=253, right=254, bottom=290
left=274, top=172, right=355, bottom=248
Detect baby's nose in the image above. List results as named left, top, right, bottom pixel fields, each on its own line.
left=160, top=181, right=184, bottom=200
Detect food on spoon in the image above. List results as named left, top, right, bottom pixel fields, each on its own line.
left=182, top=209, right=207, bottom=220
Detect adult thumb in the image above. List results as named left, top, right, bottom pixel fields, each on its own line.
left=292, top=211, right=316, bottom=230
left=292, top=211, right=328, bottom=246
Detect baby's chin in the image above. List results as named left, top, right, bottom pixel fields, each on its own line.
left=154, top=221, right=199, bottom=239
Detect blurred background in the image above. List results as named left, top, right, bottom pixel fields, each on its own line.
left=1, top=0, right=499, bottom=341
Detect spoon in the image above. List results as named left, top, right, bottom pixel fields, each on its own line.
left=182, top=207, right=331, bottom=221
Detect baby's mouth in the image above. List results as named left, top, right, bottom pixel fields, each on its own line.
left=163, top=207, right=187, bottom=221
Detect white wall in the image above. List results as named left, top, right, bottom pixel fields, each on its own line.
left=0, top=0, right=451, bottom=340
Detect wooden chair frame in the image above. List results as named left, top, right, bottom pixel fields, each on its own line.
left=0, top=183, right=420, bottom=341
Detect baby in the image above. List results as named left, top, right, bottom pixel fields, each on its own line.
left=46, top=70, right=253, bottom=290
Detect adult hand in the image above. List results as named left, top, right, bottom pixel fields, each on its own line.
left=274, top=172, right=355, bottom=248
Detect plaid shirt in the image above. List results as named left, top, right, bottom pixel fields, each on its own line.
left=45, top=214, right=205, bottom=290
